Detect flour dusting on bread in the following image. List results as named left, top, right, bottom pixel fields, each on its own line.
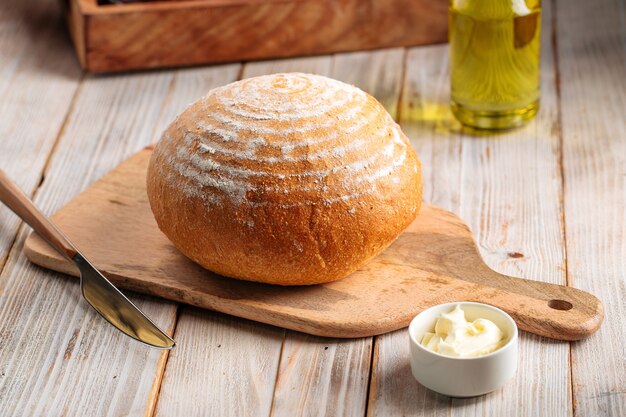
left=160, top=73, right=410, bottom=208
left=147, top=73, right=422, bottom=285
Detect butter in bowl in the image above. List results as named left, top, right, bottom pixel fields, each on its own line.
left=408, top=302, right=519, bottom=397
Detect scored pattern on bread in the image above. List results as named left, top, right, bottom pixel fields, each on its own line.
left=147, top=73, right=422, bottom=285
left=159, top=73, right=413, bottom=208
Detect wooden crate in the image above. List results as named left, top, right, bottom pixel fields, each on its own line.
left=62, top=0, right=448, bottom=72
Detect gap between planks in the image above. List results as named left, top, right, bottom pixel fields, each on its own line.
left=1, top=71, right=172, bottom=416
left=0, top=64, right=247, bottom=416
left=141, top=65, right=245, bottom=417
left=0, top=2, right=84, bottom=272
left=138, top=65, right=183, bottom=417
left=367, top=0, right=572, bottom=414
left=153, top=56, right=333, bottom=417
left=0, top=68, right=83, bottom=282
left=549, top=0, right=576, bottom=414
left=268, top=51, right=405, bottom=417
left=147, top=62, right=278, bottom=417
left=115, top=75, right=188, bottom=417
left=0, top=73, right=88, bottom=278
left=557, top=0, right=626, bottom=415
left=150, top=51, right=406, bottom=417
left=267, top=330, right=287, bottom=417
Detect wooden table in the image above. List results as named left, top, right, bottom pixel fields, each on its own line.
left=0, top=0, right=624, bottom=416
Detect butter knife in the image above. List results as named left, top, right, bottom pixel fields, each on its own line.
left=0, top=170, right=175, bottom=349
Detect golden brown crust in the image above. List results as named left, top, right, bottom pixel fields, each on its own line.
left=147, top=73, right=422, bottom=285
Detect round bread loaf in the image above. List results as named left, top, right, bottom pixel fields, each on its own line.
left=147, top=73, right=422, bottom=285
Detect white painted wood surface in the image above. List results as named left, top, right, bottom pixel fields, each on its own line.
left=155, top=56, right=337, bottom=417
left=0, top=0, right=81, bottom=268
left=141, top=64, right=289, bottom=417
left=156, top=53, right=405, bottom=417
left=0, top=69, right=180, bottom=416
left=557, top=0, right=626, bottom=415
left=155, top=308, right=284, bottom=417
left=0, top=0, right=624, bottom=415
left=368, top=1, right=572, bottom=415
left=268, top=50, right=406, bottom=417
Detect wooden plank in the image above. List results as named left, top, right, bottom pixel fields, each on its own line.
left=272, top=333, right=373, bottom=417
left=368, top=0, right=573, bottom=414
left=151, top=65, right=242, bottom=138
left=269, top=49, right=404, bottom=417
left=154, top=308, right=284, bottom=417
left=242, top=55, right=333, bottom=78
left=0, top=71, right=173, bottom=415
left=72, top=0, right=447, bottom=72
left=556, top=0, right=626, bottom=415
left=0, top=66, right=209, bottom=416
left=154, top=56, right=330, bottom=417
left=330, top=49, right=405, bottom=120
left=0, top=0, right=82, bottom=268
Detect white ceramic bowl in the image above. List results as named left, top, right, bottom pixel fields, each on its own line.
left=408, top=302, right=518, bottom=397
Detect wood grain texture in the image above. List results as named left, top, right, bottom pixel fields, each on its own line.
left=155, top=57, right=333, bottom=417
left=330, top=48, right=406, bottom=120
left=272, top=333, right=373, bottom=417
left=556, top=0, right=626, bottom=415
left=243, top=55, right=333, bottom=79
left=155, top=308, right=284, bottom=417
left=1, top=0, right=623, bottom=413
left=0, top=69, right=182, bottom=417
left=23, top=148, right=602, bottom=340
left=136, top=64, right=285, bottom=417
left=0, top=0, right=81, bottom=269
left=0, top=170, right=78, bottom=260
left=269, top=49, right=403, bottom=417
left=368, top=1, right=576, bottom=414
left=157, top=57, right=358, bottom=416
left=69, top=0, right=447, bottom=72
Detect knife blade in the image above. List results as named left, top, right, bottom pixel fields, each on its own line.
left=0, top=169, right=175, bottom=349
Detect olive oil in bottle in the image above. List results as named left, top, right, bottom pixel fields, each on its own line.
left=449, top=0, right=541, bottom=129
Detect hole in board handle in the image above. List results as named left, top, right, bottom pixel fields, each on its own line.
left=548, top=299, right=573, bottom=311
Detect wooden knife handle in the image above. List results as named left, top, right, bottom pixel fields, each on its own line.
left=0, top=170, right=77, bottom=260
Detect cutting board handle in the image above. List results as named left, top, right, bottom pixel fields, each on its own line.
left=462, top=270, right=603, bottom=341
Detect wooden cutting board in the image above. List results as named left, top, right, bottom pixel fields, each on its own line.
left=23, top=147, right=603, bottom=340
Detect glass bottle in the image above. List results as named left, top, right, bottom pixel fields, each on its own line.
left=449, top=0, right=541, bottom=129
